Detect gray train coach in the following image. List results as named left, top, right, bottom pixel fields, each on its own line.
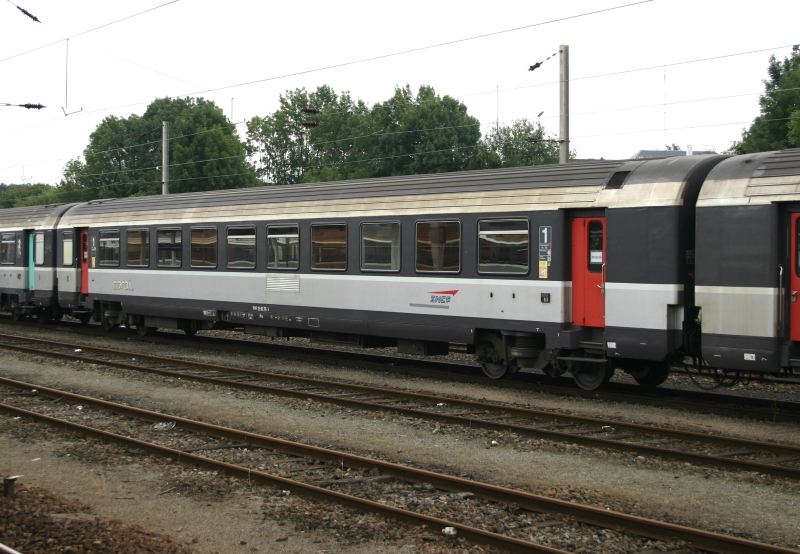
left=2, top=149, right=800, bottom=390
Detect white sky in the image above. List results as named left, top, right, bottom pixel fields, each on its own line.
left=0, top=0, right=797, bottom=186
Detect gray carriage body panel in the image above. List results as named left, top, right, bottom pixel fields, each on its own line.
left=49, top=157, right=727, bottom=361
left=696, top=149, right=800, bottom=372
left=0, top=203, right=76, bottom=306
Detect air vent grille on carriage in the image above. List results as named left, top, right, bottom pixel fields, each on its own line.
left=266, top=274, right=300, bottom=292
left=604, top=171, right=631, bottom=189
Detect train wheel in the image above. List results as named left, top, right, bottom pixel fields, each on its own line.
left=572, top=362, right=612, bottom=390
left=79, top=313, right=92, bottom=325
left=182, top=322, right=197, bottom=336
left=629, top=361, right=670, bottom=388
left=11, top=308, right=25, bottom=322
left=136, top=325, right=155, bottom=337
left=481, top=362, right=508, bottom=379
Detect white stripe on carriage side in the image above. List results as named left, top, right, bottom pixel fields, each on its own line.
left=695, top=286, right=778, bottom=337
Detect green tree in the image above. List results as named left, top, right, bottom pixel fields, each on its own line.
left=61, top=97, right=257, bottom=200
left=247, top=84, right=482, bottom=184
left=0, top=183, right=60, bottom=208
left=471, top=119, right=561, bottom=169
left=360, top=84, right=482, bottom=179
left=246, top=85, right=370, bottom=185
left=732, top=49, right=800, bottom=153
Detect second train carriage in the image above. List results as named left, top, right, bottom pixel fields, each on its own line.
left=695, top=148, right=800, bottom=377
left=0, top=203, right=77, bottom=322
left=43, top=154, right=728, bottom=389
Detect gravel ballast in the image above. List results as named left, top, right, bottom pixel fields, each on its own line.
left=2, top=324, right=800, bottom=553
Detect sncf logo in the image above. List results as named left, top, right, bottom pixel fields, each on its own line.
left=429, top=290, right=458, bottom=304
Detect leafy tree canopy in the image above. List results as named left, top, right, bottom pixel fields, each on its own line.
left=0, top=183, right=59, bottom=208
left=471, top=119, right=562, bottom=170
left=732, top=50, right=800, bottom=153
left=61, top=97, right=257, bottom=200
left=247, top=84, right=565, bottom=185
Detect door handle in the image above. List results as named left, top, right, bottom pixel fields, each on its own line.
left=793, top=291, right=797, bottom=303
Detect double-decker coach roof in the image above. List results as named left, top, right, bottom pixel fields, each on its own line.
left=57, top=156, right=725, bottom=227
left=698, top=148, right=800, bottom=206
left=0, top=202, right=77, bottom=231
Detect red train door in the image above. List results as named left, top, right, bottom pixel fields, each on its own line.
left=790, top=214, right=800, bottom=341
left=572, top=217, right=606, bottom=327
left=80, top=231, right=89, bottom=295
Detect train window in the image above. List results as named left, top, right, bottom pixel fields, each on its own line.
left=361, top=222, right=400, bottom=272
left=588, top=220, right=604, bottom=273
left=227, top=226, right=256, bottom=269
left=1, top=233, right=16, bottom=264
left=34, top=232, right=45, bottom=266
left=157, top=229, right=182, bottom=267
left=416, top=221, right=460, bottom=273
left=127, top=230, right=150, bottom=267
left=268, top=225, right=299, bottom=270
left=311, top=224, right=346, bottom=270
left=98, top=230, right=120, bottom=267
left=478, top=219, right=529, bottom=274
left=62, top=232, right=73, bottom=267
left=191, top=228, right=217, bottom=268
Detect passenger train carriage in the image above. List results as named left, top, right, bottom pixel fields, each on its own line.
left=2, top=148, right=800, bottom=390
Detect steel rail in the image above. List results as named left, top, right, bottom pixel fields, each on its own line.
left=0, top=402, right=564, bottom=554
left=74, top=326, right=800, bottom=421
left=3, top=337, right=800, bottom=480
left=2, top=337, right=800, bottom=479
left=1, top=378, right=797, bottom=554
left=4, top=323, right=800, bottom=423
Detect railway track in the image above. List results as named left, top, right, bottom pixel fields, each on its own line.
left=1, top=377, right=797, bottom=554
left=2, top=332, right=800, bottom=482
left=4, top=317, right=800, bottom=423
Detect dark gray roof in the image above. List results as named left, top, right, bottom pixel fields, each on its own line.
left=0, top=202, right=76, bottom=229
left=63, top=160, right=630, bottom=217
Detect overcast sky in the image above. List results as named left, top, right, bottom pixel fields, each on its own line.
left=0, top=0, right=797, bottom=186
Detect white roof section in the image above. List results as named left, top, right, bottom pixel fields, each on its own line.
left=698, top=149, right=800, bottom=207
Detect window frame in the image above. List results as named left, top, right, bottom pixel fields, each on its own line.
left=414, top=219, right=462, bottom=274
left=98, top=229, right=121, bottom=267
left=1, top=232, right=16, bottom=265
left=360, top=221, right=401, bottom=273
left=156, top=228, right=183, bottom=268
left=34, top=232, right=45, bottom=266
left=126, top=229, right=150, bottom=268
left=587, top=220, right=604, bottom=274
left=190, top=227, right=218, bottom=269
left=267, top=224, right=300, bottom=271
left=310, top=223, right=347, bottom=271
left=476, top=218, right=530, bottom=275
left=62, top=231, right=74, bottom=267
left=226, top=225, right=256, bottom=270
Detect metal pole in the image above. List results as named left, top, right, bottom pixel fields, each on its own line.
left=162, top=121, right=169, bottom=195
left=65, top=39, right=69, bottom=108
left=559, top=44, right=569, bottom=164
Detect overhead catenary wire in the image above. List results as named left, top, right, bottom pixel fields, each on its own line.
left=0, top=0, right=181, bottom=64
left=5, top=83, right=799, bottom=175
left=0, top=30, right=795, bottom=178
left=32, top=113, right=800, bottom=189
left=52, top=114, right=800, bottom=196
left=84, top=45, right=206, bottom=89
left=0, top=0, right=657, bottom=139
